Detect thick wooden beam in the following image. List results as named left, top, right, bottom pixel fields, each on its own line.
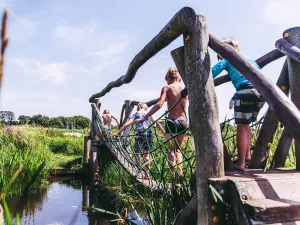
left=256, top=49, right=285, bottom=68
left=121, top=100, right=135, bottom=126
left=130, top=98, right=159, bottom=107
left=214, top=49, right=284, bottom=87
left=171, top=46, right=284, bottom=88
left=173, top=196, right=197, bottom=225
left=272, top=129, right=293, bottom=168
left=209, top=34, right=300, bottom=140
left=276, top=38, right=300, bottom=63
left=119, top=103, right=126, bottom=127
left=287, top=57, right=300, bottom=170
left=184, top=15, right=224, bottom=225
left=83, top=135, right=91, bottom=164
left=89, top=7, right=196, bottom=102
left=250, top=60, right=289, bottom=168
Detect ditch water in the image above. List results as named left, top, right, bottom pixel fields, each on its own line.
left=5, top=177, right=138, bottom=225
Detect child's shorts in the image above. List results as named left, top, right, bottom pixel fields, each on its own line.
left=231, top=88, right=265, bottom=125
left=134, top=131, right=154, bottom=151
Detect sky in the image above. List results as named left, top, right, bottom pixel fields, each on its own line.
left=0, top=0, right=299, bottom=122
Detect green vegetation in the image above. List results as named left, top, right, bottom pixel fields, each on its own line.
left=0, top=125, right=84, bottom=197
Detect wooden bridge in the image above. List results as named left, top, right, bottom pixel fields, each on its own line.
left=84, top=7, right=300, bottom=225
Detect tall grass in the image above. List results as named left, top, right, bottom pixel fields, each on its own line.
left=0, top=125, right=84, bottom=196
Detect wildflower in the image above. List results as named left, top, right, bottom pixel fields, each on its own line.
left=5, top=126, right=13, bottom=135
left=16, top=128, right=22, bottom=136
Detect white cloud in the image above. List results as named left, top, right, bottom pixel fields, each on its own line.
left=88, top=40, right=129, bottom=57
left=1, top=91, right=90, bottom=118
left=9, top=11, right=38, bottom=41
left=264, top=0, right=300, bottom=26
left=122, top=88, right=158, bottom=101
left=12, top=58, right=69, bottom=84
left=54, top=21, right=97, bottom=47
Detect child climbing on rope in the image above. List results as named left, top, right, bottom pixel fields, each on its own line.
left=101, top=109, right=120, bottom=133
left=135, top=68, right=188, bottom=181
left=117, top=102, right=165, bottom=180
left=212, top=39, right=265, bottom=171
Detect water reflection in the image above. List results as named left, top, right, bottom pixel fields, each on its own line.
left=6, top=177, right=118, bottom=225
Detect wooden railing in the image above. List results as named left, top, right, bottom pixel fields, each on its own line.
left=88, top=7, right=300, bottom=224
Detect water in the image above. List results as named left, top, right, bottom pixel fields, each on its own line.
left=5, top=178, right=120, bottom=225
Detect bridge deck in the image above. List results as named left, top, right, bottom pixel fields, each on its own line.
left=210, top=168, right=300, bottom=224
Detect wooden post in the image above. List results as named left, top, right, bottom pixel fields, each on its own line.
left=122, top=100, right=135, bottom=125
left=184, top=15, right=224, bottom=225
left=90, top=107, right=100, bottom=186
left=119, top=103, right=126, bottom=127
left=171, top=46, right=234, bottom=171
left=272, top=129, right=293, bottom=167
left=250, top=60, right=289, bottom=168
left=82, top=185, right=89, bottom=212
left=83, top=136, right=91, bottom=164
left=287, top=57, right=300, bottom=170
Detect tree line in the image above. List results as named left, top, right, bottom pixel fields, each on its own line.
left=0, top=111, right=90, bottom=129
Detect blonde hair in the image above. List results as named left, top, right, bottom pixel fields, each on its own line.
left=165, top=67, right=181, bottom=81
left=217, top=39, right=240, bottom=61
left=223, top=39, right=240, bottom=52
left=137, top=102, right=148, bottom=111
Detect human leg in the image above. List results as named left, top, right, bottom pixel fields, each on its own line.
left=175, top=134, right=185, bottom=180
left=142, top=132, right=153, bottom=180
left=236, top=124, right=249, bottom=170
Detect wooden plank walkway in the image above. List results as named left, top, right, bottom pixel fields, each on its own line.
left=210, top=168, right=300, bottom=224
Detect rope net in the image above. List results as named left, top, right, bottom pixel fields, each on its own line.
left=94, top=98, right=265, bottom=191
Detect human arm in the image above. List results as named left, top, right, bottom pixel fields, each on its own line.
left=111, top=115, right=120, bottom=128
left=212, top=59, right=228, bottom=78
left=135, top=87, right=167, bottom=123
left=117, top=118, right=134, bottom=135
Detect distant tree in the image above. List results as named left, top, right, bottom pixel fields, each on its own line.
left=49, top=117, right=64, bottom=128
left=72, top=115, right=90, bottom=129
left=29, top=114, right=50, bottom=127
left=18, top=115, right=31, bottom=125
left=0, top=111, right=15, bottom=125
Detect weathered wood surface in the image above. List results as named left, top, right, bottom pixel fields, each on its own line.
left=209, top=169, right=300, bottom=224
left=214, top=49, right=284, bottom=87
left=89, top=7, right=196, bottom=102
left=83, top=135, right=91, bottom=164
left=250, top=60, right=289, bottom=168
left=287, top=57, right=300, bottom=170
left=272, top=129, right=293, bottom=168
left=209, top=34, right=300, bottom=140
left=184, top=15, right=224, bottom=225
left=276, top=38, right=300, bottom=62
left=173, top=196, right=197, bottom=225
left=130, top=98, right=159, bottom=107
left=121, top=100, right=135, bottom=126
left=171, top=47, right=236, bottom=172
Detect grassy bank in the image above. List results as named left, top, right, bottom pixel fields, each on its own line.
left=0, top=125, right=85, bottom=197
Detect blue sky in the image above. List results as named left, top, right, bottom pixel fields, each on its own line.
left=0, top=0, right=299, bottom=122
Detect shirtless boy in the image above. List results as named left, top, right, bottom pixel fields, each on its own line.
left=101, top=109, right=120, bottom=132
left=136, top=68, right=188, bottom=180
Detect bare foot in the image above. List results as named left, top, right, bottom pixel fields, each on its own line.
left=234, top=164, right=245, bottom=171
left=232, top=157, right=251, bottom=164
